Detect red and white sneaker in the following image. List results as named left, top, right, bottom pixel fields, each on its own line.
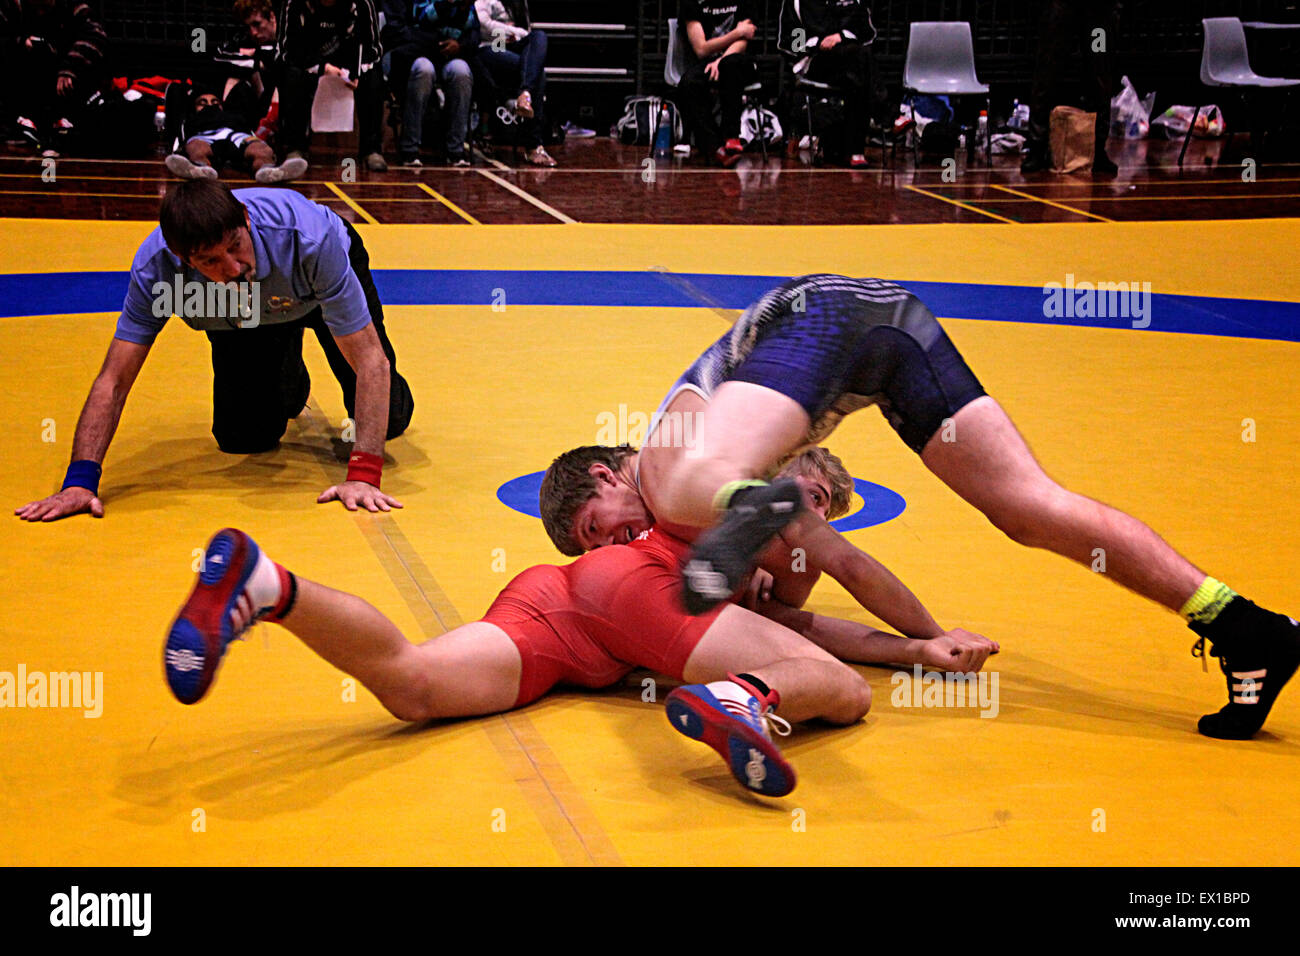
left=163, top=528, right=293, bottom=704
left=715, top=137, right=745, bottom=168
left=665, top=674, right=795, bottom=796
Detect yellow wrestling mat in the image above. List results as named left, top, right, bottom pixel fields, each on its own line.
left=2, top=218, right=1298, bottom=866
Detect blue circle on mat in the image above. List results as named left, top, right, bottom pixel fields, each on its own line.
left=497, top=472, right=905, bottom=532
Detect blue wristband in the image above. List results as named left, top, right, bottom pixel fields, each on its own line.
left=62, top=460, right=102, bottom=495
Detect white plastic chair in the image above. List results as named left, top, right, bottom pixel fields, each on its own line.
left=1181, top=17, right=1300, bottom=166
left=902, top=22, right=990, bottom=165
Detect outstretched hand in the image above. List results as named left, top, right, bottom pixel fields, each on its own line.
left=918, top=627, right=999, bottom=673
left=317, top=480, right=403, bottom=513
left=15, top=486, right=103, bottom=522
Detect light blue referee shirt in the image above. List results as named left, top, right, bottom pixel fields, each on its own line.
left=114, top=188, right=371, bottom=344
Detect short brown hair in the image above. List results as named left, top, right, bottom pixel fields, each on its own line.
left=233, top=0, right=273, bottom=22
left=539, top=444, right=637, bottom=556
left=159, top=179, right=247, bottom=261
left=779, top=447, right=854, bottom=520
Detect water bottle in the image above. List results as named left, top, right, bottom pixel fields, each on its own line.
left=653, top=105, right=672, bottom=158
left=977, top=110, right=988, bottom=140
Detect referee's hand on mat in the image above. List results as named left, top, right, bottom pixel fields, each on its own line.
left=14, top=487, right=104, bottom=522
left=317, top=479, right=404, bottom=513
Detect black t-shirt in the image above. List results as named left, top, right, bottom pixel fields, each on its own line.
left=677, top=0, right=759, bottom=43
left=187, top=106, right=251, bottom=136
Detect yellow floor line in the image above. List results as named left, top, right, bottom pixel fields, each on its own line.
left=323, top=181, right=378, bottom=224
left=497, top=711, right=624, bottom=865
left=990, top=183, right=1115, bottom=222
left=0, top=188, right=159, bottom=199
left=929, top=177, right=1300, bottom=189
left=293, top=403, right=621, bottom=865
left=986, top=192, right=1300, bottom=203
left=905, top=184, right=1018, bottom=223
left=415, top=182, right=481, bottom=225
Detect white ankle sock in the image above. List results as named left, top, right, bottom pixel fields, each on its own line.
left=245, top=548, right=283, bottom=616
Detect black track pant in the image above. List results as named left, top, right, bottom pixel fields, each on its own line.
left=207, top=221, right=413, bottom=454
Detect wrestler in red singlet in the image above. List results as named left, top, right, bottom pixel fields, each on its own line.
left=481, top=527, right=728, bottom=707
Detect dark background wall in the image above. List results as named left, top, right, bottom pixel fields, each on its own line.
left=94, top=1, right=1300, bottom=125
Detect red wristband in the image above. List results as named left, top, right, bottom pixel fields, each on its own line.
left=347, top=451, right=383, bottom=489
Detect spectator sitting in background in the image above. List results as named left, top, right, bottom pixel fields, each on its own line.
left=222, top=0, right=281, bottom=138
left=402, top=0, right=482, bottom=167
left=474, top=0, right=555, bottom=166
left=0, top=0, right=107, bottom=157
left=380, top=0, right=440, bottom=166
left=777, top=0, right=878, bottom=168
left=277, top=0, right=388, bottom=172
left=675, top=0, right=760, bottom=167
left=165, top=88, right=307, bottom=183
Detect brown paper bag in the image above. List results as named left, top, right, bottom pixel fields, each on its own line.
left=1050, top=105, right=1095, bottom=174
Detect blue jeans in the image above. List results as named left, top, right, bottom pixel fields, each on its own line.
left=391, top=55, right=474, bottom=157
left=477, top=29, right=548, bottom=146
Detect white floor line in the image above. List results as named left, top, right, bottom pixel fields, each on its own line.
left=470, top=155, right=576, bottom=223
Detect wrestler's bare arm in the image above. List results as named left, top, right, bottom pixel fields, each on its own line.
left=756, top=599, right=996, bottom=673
left=761, top=513, right=945, bottom=639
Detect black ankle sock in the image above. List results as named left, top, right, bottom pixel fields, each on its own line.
left=736, top=672, right=771, bottom=697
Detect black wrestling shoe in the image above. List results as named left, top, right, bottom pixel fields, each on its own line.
left=681, top=478, right=804, bottom=615
left=1190, top=597, right=1300, bottom=739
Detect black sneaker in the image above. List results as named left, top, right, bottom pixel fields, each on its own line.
left=1190, top=597, right=1300, bottom=739
left=1020, top=137, right=1049, bottom=174
left=1093, top=152, right=1119, bottom=176
left=681, top=478, right=804, bottom=615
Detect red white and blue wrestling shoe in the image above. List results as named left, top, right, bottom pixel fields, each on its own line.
left=665, top=674, right=796, bottom=797
left=164, top=528, right=288, bottom=705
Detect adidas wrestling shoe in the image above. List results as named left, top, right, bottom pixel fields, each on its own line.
left=164, top=528, right=293, bottom=705
left=665, top=674, right=795, bottom=797
left=681, top=478, right=804, bottom=615
left=1190, top=597, right=1300, bottom=740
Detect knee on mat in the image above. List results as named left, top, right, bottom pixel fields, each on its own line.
left=385, top=396, right=414, bottom=439
left=828, top=668, right=872, bottom=724
left=380, top=680, right=435, bottom=723
left=213, top=421, right=288, bottom=455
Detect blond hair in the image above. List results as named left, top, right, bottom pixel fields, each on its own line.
left=779, top=447, right=853, bottom=519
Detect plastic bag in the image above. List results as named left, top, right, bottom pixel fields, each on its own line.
left=1110, top=75, right=1156, bottom=139
left=1151, top=105, right=1226, bottom=139
left=991, top=131, right=1025, bottom=155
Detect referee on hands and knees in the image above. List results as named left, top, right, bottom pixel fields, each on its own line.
left=15, top=179, right=414, bottom=521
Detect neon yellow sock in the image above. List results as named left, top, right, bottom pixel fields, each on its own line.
left=712, top=479, right=767, bottom=513
left=1180, top=576, right=1239, bottom=624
